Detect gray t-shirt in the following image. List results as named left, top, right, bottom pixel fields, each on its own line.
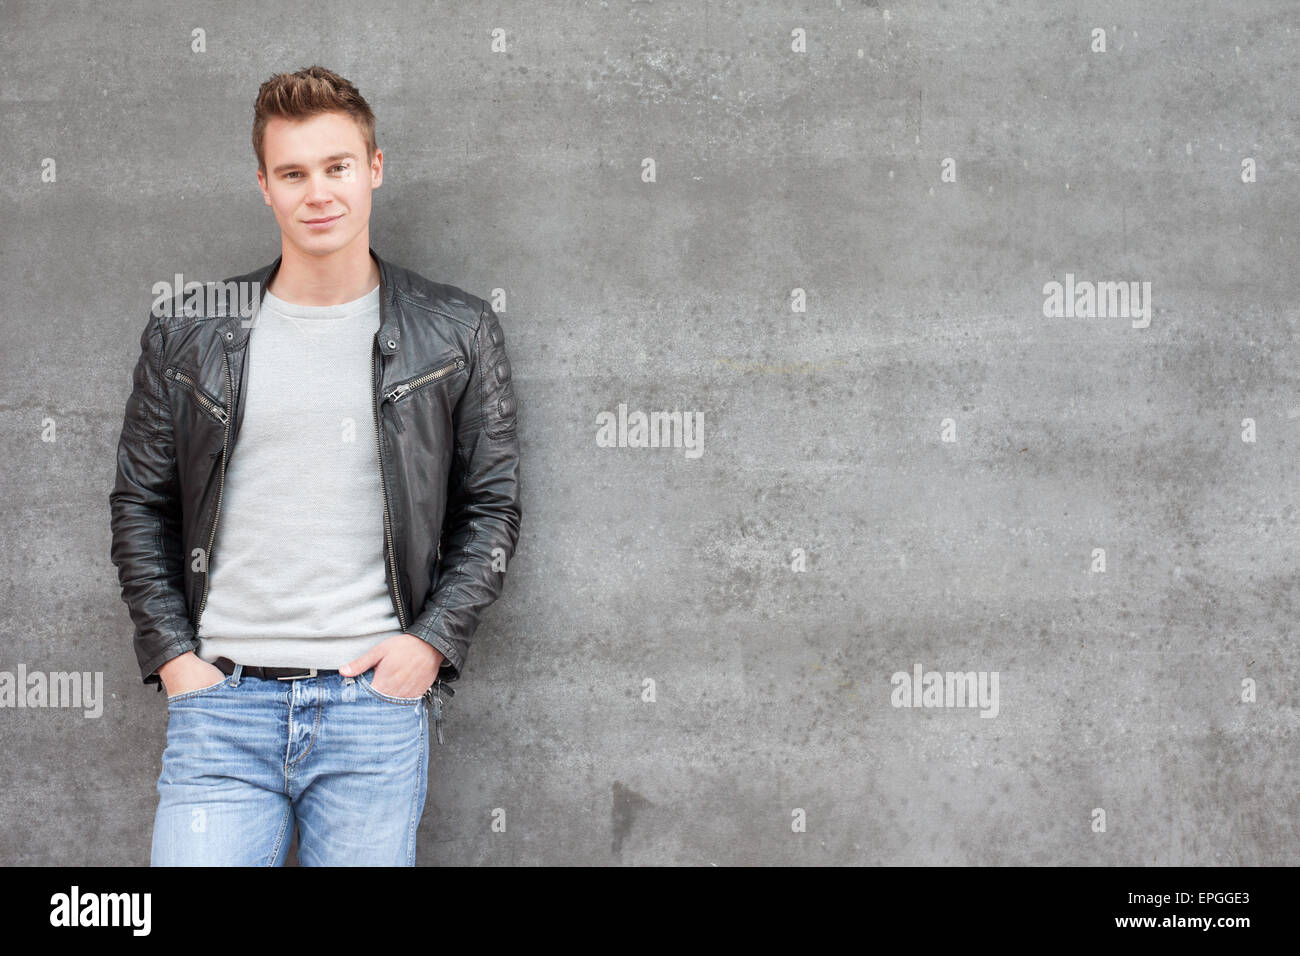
left=195, top=283, right=405, bottom=669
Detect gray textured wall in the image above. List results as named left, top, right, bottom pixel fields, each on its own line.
left=1, top=0, right=1296, bottom=865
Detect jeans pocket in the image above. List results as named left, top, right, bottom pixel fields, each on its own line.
left=165, top=675, right=231, bottom=704
left=357, top=669, right=423, bottom=705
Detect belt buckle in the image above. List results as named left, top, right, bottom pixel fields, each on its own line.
left=276, top=667, right=318, bottom=681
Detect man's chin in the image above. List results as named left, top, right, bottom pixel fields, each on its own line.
left=289, top=227, right=359, bottom=257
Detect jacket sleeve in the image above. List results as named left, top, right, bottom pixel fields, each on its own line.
left=108, top=311, right=198, bottom=687
left=409, top=302, right=522, bottom=682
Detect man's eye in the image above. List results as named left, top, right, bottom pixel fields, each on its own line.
left=331, top=164, right=349, bottom=174
left=284, top=171, right=302, bottom=180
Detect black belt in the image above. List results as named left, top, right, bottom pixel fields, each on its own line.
left=211, top=656, right=339, bottom=681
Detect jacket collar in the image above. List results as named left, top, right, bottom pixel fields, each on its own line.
left=220, top=245, right=402, bottom=355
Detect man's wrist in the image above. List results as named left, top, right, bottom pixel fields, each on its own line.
left=402, top=632, right=446, bottom=672
left=156, top=651, right=198, bottom=681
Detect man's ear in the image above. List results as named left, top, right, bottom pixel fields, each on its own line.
left=370, top=148, right=383, bottom=188
left=256, top=169, right=271, bottom=205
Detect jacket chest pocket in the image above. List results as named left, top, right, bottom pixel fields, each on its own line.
left=165, top=365, right=229, bottom=426
left=381, top=356, right=466, bottom=432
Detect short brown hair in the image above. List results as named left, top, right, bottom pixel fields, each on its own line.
left=252, top=65, right=377, bottom=175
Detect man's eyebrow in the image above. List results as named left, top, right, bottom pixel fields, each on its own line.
left=270, top=152, right=358, bottom=174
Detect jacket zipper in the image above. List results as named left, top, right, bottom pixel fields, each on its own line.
left=192, top=353, right=232, bottom=632
left=372, top=337, right=409, bottom=635
left=374, top=341, right=455, bottom=744
left=382, top=357, right=465, bottom=405
left=165, top=366, right=229, bottom=426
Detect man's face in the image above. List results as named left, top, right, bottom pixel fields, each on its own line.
left=256, top=111, right=382, bottom=257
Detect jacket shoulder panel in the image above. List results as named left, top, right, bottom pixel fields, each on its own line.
left=152, top=258, right=275, bottom=336
left=388, top=261, right=487, bottom=331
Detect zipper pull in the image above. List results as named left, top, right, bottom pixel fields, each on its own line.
left=382, top=397, right=405, bottom=433
left=384, top=383, right=410, bottom=403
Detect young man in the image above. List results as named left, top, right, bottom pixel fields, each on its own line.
left=109, top=66, right=522, bottom=865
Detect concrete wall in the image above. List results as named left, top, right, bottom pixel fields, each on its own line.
left=1, top=0, right=1295, bottom=864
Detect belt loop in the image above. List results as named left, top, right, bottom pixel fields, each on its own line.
left=231, top=663, right=243, bottom=686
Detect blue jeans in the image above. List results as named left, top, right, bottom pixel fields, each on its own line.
left=151, top=664, right=429, bottom=866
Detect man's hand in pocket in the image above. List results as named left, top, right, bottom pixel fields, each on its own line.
left=340, top=635, right=443, bottom=698
left=157, top=652, right=226, bottom=697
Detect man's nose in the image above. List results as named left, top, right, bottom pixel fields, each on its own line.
left=305, top=174, right=334, bottom=203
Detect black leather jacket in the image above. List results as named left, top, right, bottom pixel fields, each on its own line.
left=109, top=247, right=522, bottom=693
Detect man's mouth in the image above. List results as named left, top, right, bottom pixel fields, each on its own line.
left=303, top=214, right=343, bottom=226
